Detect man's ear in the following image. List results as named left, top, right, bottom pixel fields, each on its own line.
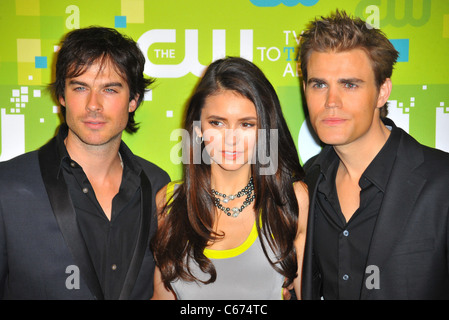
left=377, top=78, right=392, bottom=109
left=129, top=94, right=139, bottom=112
left=59, top=96, right=66, bottom=107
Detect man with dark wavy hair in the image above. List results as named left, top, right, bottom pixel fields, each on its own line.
left=300, top=10, right=449, bottom=299
left=0, top=26, right=170, bottom=299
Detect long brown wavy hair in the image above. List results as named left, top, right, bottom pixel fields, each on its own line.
left=151, top=57, right=304, bottom=290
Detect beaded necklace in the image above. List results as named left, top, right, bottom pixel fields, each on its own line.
left=211, top=177, right=255, bottom=218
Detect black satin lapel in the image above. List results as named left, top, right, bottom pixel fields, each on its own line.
left=38, top=140, right=104, bottom=300
left=118, top=171, right=153, bottom=300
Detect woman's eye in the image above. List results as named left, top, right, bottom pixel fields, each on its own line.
left=241, top=122, right=256, bottom=128
left=209, top=120, right=222, bottom=127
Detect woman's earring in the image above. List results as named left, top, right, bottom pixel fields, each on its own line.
left=195, top=134, right=204, bottom=144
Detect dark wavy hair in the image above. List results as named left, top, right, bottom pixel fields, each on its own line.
left=299, top=9, right=398, bottom=118
left=151, top=57, right=305, bottom=290
left=51, top=26, right=154, bottom=133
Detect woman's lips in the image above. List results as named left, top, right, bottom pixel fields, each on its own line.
left=222, top=151, right=242, bottom=160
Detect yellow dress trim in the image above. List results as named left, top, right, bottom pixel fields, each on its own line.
left=204, top=221, right=258, bottom=260
left=165, top=180, right=180, bottom=207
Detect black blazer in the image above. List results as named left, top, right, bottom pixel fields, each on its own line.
left=0, top=136, right=170, bottom=299
left=302, top=121, right=449, bottom=299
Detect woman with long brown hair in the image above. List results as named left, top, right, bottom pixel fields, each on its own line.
left=151, top=57, right=308, bottom=299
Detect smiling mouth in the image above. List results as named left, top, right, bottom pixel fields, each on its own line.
left=222, top=151, right=242, bottom=159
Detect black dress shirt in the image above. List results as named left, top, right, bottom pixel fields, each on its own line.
left=56, top=124, right=143, bottom=299
left=314, top=125, right=400, bottom=299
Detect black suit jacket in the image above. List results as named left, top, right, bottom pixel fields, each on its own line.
left=302, top=120, right=449, bottom=299
left=0, top=135, right=170, bottom=299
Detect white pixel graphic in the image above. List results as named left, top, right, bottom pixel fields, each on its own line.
left=0, top=87, right=34, bottom=161
left=436, top=104, right=449, bottom=152
left=0, top=108, right=25, bottom=161
left=387, top=100, right=410, bottom=133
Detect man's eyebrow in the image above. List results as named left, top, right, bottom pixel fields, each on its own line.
left=338, top=78, right=365, bottom=84
left=307, top=77, right=326, bottom=84
left=68, top=80, right=87, bottom=86
left=67, top=80, right=124, bottom=88
left=307, top=77, right=365, bottom=83
left=103, top=82, right=124, bottom=88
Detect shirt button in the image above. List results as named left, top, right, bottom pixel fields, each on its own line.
left=343, top=274, right=349, bottom=281
left=82, top=187, right=89, bottom=194
left=343, top=230, right=349, bottom=237
left=70, top=162, right=76, bottom=168
left=111, top=264, right=117, bottom=271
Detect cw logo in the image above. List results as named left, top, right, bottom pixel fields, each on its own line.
left=137, top=29, right=253, bottom=78
left=250, top=0, right=319, bottom=6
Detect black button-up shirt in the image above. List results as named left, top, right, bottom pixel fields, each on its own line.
left=56, top=124, right=142, bottom=299
left=314, top=125, right=400, bottom=299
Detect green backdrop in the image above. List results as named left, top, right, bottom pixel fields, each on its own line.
left=1, top=0, right=448, bottom=181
